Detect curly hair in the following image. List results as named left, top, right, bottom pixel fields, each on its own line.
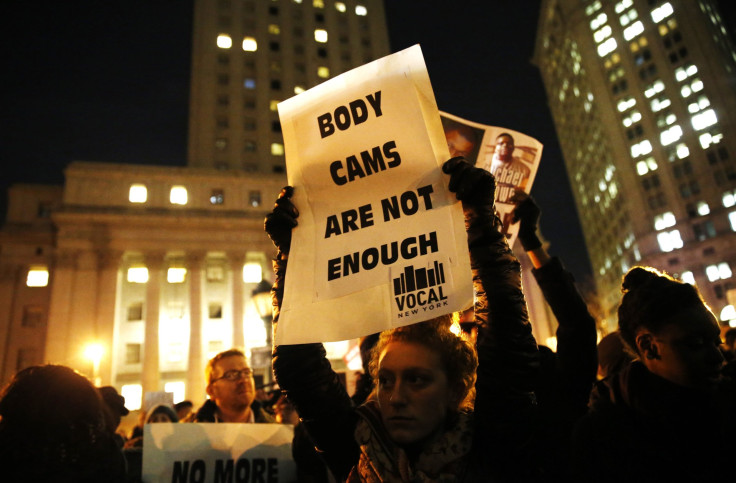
left=0, top=365, right=125, bottom=481
left=617, top=266, right=711, bottom=354
left=368, top=315, right=478, bottom=410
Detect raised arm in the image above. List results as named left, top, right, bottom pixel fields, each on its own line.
left=442, top=159, right=539, bottom=473
left=265, top=187, right=359, bottom=481
left=512, top=192, right=597, bottom=413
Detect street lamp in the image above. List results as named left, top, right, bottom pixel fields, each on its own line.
left=251, top=279, right=273, bottom=346
left=84, top=343, right=104, bottom=387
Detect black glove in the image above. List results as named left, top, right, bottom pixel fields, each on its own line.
left=264, top=186, right=299, bottom=257
left=511, top=191, right=542, bottom=251
left=442, top=157, right=500, bottom=247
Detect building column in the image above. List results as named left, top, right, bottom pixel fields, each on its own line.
left=141, top=252, right=164, bottom=400
left=45, top=249, right=78, bottom=364
left=186, top=251, right=206, bottom=403
left=96, top=250, right=122, bottom=387
left=0, top=263, right=20, bottom=383
left=68, top=250, right=99, bottom=378
left=230, top=253, right=245, bottom=349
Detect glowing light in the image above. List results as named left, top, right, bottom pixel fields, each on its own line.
left=314, top=29, right=328, bottom=43
left=167, top=268, right=187, bottom=284
left=127, top=267, right=149, bottom=284
left=26, top=267, right=49, bottom=287
left=129, top=184, right=147, bottom=203
left=243, top=262, right=262, bottom=283
left=242, top=37, right=257, bottom=52
left=217, top=34, right=232, bottom=49
left=170, top=186, right=188, bottom=205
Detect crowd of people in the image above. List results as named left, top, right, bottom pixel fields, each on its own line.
left=1, top=158, right=736, bottom=482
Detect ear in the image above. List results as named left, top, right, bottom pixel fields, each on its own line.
left=635, top=331, right=660, bottom=361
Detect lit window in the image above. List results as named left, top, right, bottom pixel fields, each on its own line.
left=170, top=186, right=188, bottom=205
left=167, top=268, right=187, bottom=284
left=129, top=184, right=147, bottom=203
left=723, top=191, right=736, bottom=208
left=660, top=125, right=682, bottom=146
left=335, top=2, right=346, bottom=12
left=691, top=109, right=717, bottom=130
left=586, top=1, right=602, bottom=16
left=654, top=212, right=676, bottom=230
left=637, top=158, right=658, bottom=175
left=121, top=385, right=142, bottom=411
left=244, top=78, right=256, bottom=89
left=651, top=2, right=674, bottom=23
left=597, top=37, right=617, bottom=56
left=699, top=132, right=722, bottom=149
left=317, top=66, right=330, bottom=78
left=127, top=267, right=149, bottom=284
left=656, top=230, right=682, bottom=252
left=720, top=306, right=736, bottom=323
left=355, top=5, right=367, bottom=16
left=729, top=211, right=736, bottom=231
left=617, top=96, right=636, bottom=112
left=631, top=139, right=652, bottom=157
left=681, top=271, right=695, bottom=285
left=242, top=37, right=257, bottom=52
left=593, top=25, right=612, bottom=43
left=269, top=100, right=280, bottom=111
left=217, top=34, right=232, bottom=49
left=705, top=262, right=733, bottom=282
left=313, top=0, right=324, bottom=7
left=314, top=29, right=328, bottom=43
left=294, top=85, right=305, bottom=94
left=26, top=267, right=49, bottom=287
left=590, top=12, right=607, bottom=30
left=163, top=382, right=186, bottom=404
left=243, top=262, right=262, bottom=283
left=268, top=24, right=280, bottom=35
left=615, top=0, right=633, bottom=14
left=644, top=80, right=665, bottom=98
left=623, top=20, right=644, bottom=40
left=271, top=143, right=285, bottom=156
left=675, top=143, right=689, bottom=159
left=697, top=201, right=710, bottom=216
left=651, top=97, right=671, bottom=113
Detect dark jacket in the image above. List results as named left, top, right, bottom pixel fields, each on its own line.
left=572, top=360, right=736, bottom=482
left=272, top=210, right=539, bottom=481
left=530, top=256, right=598, bottom=479
left=189, top=399, right=275, bottom=423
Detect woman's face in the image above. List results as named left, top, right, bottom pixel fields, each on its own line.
left=647, top=305, right=724, bottom=389
left=376, top=340, right=455, bottom=447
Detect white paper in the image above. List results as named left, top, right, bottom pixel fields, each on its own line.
left=276, top=45, right=473, bottom=344
left=141, top=423, right=295, bottom=482
left=440, top=112, right=544, bottom=247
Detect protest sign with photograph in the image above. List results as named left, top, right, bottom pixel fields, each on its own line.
left=440, top=112, right=544, bottom=247
left=276, top=45, right=473, bottom=344
left=142, top=423, right=295, bottom=482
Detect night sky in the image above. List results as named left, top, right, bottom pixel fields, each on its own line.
left=4, top=0, right=734, bottom=284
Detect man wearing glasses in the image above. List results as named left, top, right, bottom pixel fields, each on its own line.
left=188, top=349, right=275, bottom=423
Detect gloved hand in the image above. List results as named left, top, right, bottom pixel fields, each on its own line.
left=510, top=190, right=542, bottom=251
left=442, top=157, right=500, bottom=246
left=264, top=186, right=299, bottom=257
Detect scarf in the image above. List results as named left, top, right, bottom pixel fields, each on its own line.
left=347, top=401, right=474, bottom=482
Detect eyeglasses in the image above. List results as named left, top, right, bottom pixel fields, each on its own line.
left=211, top=368, right=253, bottom=383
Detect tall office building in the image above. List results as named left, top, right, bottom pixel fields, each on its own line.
left=534, top=0, right=736, bottom=330
left=187, top=0, right=390, bottom=172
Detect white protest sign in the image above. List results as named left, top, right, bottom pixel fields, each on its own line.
left=440, top=112, right=544, bottom=247
left=142, top=423, right=295, bottom=483
left=276, top=45, right=472, bottom=344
